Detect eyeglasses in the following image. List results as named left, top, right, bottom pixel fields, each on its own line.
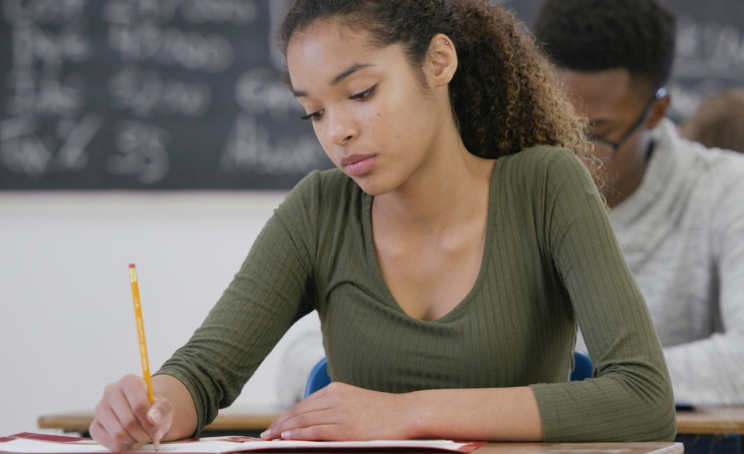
left=588, top=87, right=667, bottom=163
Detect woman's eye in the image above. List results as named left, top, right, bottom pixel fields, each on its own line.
left=300, top=110, right=323, bottom=122
left=299, top=87, right=374, bottom=121
left=350, top=86, right=375, bottom=101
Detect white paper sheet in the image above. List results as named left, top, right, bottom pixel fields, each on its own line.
left=0, top=435, right=481, bottom=454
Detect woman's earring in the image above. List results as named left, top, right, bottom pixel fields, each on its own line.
left=444, top=40, right=449, bottom=45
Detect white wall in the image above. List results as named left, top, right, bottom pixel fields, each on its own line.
left=0, top=191, right=321, bottom=436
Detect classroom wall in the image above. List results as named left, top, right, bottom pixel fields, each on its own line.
left=0, top=192, right=321, bottom=435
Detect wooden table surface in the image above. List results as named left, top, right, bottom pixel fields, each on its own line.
left=37, top=405, right=287, bottom=433
left=675, top=405, right=744, bottom=434
left=472, top=442, right=682, bottom=454
left=40, top=405, right=744, bottom=435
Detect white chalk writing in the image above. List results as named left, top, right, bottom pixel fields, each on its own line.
left=108, top=66, right=212, bottom=118
left=1, top=0, right=100, bottom=179
left=103, top=0, right=239, bottom=73
left=221, top=114, right=327, bottom=175
left=0, top=113, right=101, bottom=177
left=234, top=67, right=304, bottom=122
left=675, top=15, right=744, bottom=81
left=105, top=120, right=170, bottom=184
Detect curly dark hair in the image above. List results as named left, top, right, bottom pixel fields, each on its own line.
left=533, top=0, right=676, bottom=94
left=277, top=0, right=599, bottom=184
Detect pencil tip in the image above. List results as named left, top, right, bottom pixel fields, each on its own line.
left=153, top=439, right=160, bottom=451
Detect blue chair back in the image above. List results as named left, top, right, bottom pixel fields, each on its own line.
left=303, top=357, right=331, bottom=398
left=570, top=350, right=593, bottom=381
left=302, top=350, right=593, bottom=398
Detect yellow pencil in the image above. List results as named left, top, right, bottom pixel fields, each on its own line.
left=128, top=264, right=160, bottom=450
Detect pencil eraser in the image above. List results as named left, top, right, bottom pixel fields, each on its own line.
left=129, top=263, right=136, bottom=268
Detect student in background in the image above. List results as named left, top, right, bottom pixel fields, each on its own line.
left=90, top=1, right=676, bottom=450
left=533, top=0, right=744, bottom=406
left=680, top=88, right=744, bottom=153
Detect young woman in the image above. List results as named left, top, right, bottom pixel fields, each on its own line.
left=89, top=0, right=676, bottom=450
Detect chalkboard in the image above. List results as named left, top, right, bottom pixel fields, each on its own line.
left=0, top=0, right=331, bottom=190
left=1, top=0, right=743, bottom=190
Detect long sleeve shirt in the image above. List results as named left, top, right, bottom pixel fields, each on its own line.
left=158, top=146, right=676, bottom=442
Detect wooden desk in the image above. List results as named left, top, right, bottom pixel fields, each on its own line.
left=676, top=406, right=744, bottom=435
left=36, top=408, right=685, bottom=453
left=474, top=443, right=681, bottom=454
left=37, top=405, right=286, bottom=436
left=673, top=406, right=744, bottom=454
left=41, top=405, right=744, bottom=436
left=41, top=405, right=744, bottom=435
left=48, top=406, right=744, bottom=454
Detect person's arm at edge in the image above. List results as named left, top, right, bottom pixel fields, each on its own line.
left=545, top=149, right=675, bottom=441
left=152, top=374, right=198, bottom=441
left=265, top=383, right=543, bottom=441
left=150, top=172, right=323, bottom=437
left=406, top=386, right=543, bottom=440
left=663, top=158, right=744, bottom=406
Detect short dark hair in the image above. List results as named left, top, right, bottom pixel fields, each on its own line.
left=533, top=0, right=676, bottom=93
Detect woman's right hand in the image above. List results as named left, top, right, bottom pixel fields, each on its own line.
left=89, top=374, right=174, bottom=451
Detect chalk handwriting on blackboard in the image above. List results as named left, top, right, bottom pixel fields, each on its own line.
left=676, top=16, right=744, bottom=79
left=3, top=0, right=743, bottom=189
left=102, top=2, right=238, bottom=73
left=0, top=0, right=332, bottom=189
left=107, top=67, right=212, bottom=118
left=222, top=66, right=326, bottom=175
left=222, top=114, right=324, bottom=175
left=668, top=14, right=744, bottom=120
left=1, top=0, right=99, bottom=179
left=0, top=113, right=101, bottom=178
left=234, top=67, right=304, bottom=121
left=105, top=120, right=170, bottom=184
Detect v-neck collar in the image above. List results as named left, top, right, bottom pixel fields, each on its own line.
left=360, top=163, right=499, bottom=324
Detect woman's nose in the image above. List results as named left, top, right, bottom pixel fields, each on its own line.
left=327, top=113, right=358, bottom=145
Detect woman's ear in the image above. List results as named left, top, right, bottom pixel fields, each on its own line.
left=426, top=33, right=458, bottom=88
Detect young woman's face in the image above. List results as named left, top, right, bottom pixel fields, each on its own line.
left=286, top=20, right=449, bottom=196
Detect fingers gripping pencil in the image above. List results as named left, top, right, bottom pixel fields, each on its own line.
left=129, top=264, right=160, bottom=450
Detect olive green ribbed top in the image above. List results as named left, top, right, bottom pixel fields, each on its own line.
left=158, top=146, right=676, bottom=442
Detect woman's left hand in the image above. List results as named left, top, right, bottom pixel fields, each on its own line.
left=261, top=382, right=415, bottom=440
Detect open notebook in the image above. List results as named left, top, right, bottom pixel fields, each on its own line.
left=0, top=433, right=486, bottom=454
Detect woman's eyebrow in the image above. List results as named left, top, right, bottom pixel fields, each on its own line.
left=291, top=63, right=374, bottom=98
left=331, top=63, right=373, bottom=85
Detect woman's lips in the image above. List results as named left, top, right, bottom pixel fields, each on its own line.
left=341, top=154, right=376, bottom=176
